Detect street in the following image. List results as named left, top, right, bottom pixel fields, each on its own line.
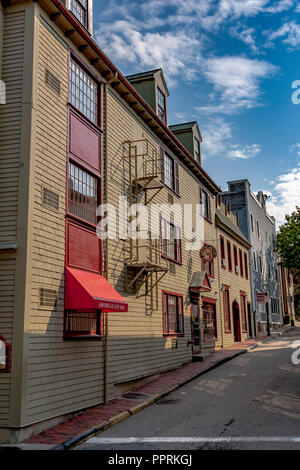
left=77, top=330, right=300, bottom=451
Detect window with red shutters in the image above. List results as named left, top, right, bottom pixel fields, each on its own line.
left=239, top=249, right=244, bottom=277
left=244, top=252, right=249, bottom=279
left=163, top=292, right=184, bottom=335
left=223, top=288, right=231, bottom=333
left=240, top=293, right=248, bottom=332
left=227, top=241, right=232, bottom=271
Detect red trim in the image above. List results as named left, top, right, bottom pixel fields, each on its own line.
left=49, top=0, right=221, bottom=194
left=162, top=291, right=184, bottom=336
left=227, top=240, right=232, bottom=272
left=220, top=235, right=226, bottom=270
left=201, top=296, right=217, bottom=304
left=223, top=286, right=232, bottom=333
left=233, top=245, right=239, bottom=275
left=239, top=249, right=244, bottom=278
left=201, top=298, right=218, bottom=342
left=0, top=335, right=11, bottom=373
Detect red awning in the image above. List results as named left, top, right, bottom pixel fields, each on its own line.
left=65, top=267, right=128, bottom=312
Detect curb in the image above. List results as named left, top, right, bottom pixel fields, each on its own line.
left=51, top=346, right=256, bottom=450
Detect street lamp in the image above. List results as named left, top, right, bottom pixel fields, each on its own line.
left=262, top=280, right=271, bottom=337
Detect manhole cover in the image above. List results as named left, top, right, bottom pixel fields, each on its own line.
left=156, top=398, right=181, bottom=405
left=122, top=392, right=149, bottom=400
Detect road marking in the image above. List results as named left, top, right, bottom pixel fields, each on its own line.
left=85, top=437, right=300, bottom=444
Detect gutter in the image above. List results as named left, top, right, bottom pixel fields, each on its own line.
left=48, top=0, right=221, bottom=195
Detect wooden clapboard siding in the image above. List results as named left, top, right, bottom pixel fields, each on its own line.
left=105, top=88, right=220, bottom=393
left=25, top=20, right=105, bottom=424
left=0, top=8, right=25, bottom=427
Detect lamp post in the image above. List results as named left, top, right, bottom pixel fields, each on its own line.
left=262, top=281, right=271, bottom=337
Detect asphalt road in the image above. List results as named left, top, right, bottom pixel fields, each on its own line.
left=77, top=330, right=300, bottom=451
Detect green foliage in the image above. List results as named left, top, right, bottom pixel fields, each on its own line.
left=276, top=207, right=300, bottom=277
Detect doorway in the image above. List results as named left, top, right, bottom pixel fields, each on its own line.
left=233, top=301, right=241, bottom=343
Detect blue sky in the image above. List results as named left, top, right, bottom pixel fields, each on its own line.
left=93, top=0, right=300, bottom=227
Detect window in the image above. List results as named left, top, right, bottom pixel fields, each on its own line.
left=64, top=310, right=102, bottom=339
left=200, top=187, right=212, bottom=222
left=68, top=162, right=99, bottom=225
left=220, top=237, right=226, bottom=268
left=256, top=220, right=260, bottom=238
left=259, top=255, right=262, bottom=273
left=70, top=58, right=98, bottom=124
left=223, top=288, right=231, bottom=333
left=201, top=257, right=214, bottom=277
left=239, top=249, right=244, bottom=277
left=250, top=214, right=254, bottom=233
left=253, top=251, right=257, bottom=271
left=163, top=292, right=184, bottom=335
left=161, top=219, right=182, bottom=263
left=227, top=241, right=232, bottom=271
left=244, top=252, right=249, bottom=279
left=240, top=294, right=248, bottom=332
left=70, top=0, right=88, bottom=28
left=157, top=87, right=167, bottom=124
left=271, top=298, right=279, bottom=314
left=194, top=137, right=201, bottom=164
left=163, top=153, right=180, bottom=194
left=0, top=336, right=10, bottom=373
left=202, top=300, right=217, bottom=341
left=234, top=246, right=239, bottom=274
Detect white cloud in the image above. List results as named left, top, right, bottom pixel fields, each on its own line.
left=196, top=56, right=278, bottom=114
left=266, top=164, right=300, bottom=227
left=201, top=118, right=233, bottom=158
left=267, top=20, right=300, bottom=47
left=228, top=144, right=261, bottom=159
left=230, top=24, right=259, bottom=52
left=95, top=20, right=201, bottom=86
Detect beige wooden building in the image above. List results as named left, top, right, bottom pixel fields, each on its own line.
left=215, top=201, right=252, bottom=347
left=0, top=0, right=253, bottom=443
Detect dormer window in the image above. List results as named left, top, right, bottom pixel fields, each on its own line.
left=70, top=0, right=88, bottom=29
left=194, top=137, right=201, bottom=164
left=157, top=87, right=167, bottom=124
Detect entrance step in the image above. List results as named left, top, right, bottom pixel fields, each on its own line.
left=192, top=353, right=211, bottom=362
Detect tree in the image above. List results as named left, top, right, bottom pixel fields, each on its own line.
left=276, top=207, right=300, bottom=278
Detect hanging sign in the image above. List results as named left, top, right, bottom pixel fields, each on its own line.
left=200, top=245, right=217, bottom=262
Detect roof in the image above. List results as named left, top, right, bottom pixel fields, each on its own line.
left=169, top=122, right=198, bottom=132
left=35, top=0, right=221, bottom=195
left=215, top=209, right=251, bottom=248
left=126, top=69, right=162, bottom=81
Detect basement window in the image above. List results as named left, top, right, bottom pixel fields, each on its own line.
left=64, top=310, right=102, bottom=339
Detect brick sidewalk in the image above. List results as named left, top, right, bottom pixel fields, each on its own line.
left=21, top=335, right=273, bottom=448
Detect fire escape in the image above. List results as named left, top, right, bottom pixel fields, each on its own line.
left=123, top=138, right=170, bottom=312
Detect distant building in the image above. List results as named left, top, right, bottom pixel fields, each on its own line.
left=221, top=180, right=282, bottom=334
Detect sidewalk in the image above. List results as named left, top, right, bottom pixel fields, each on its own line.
left=15, top=329, right=291, bottom=449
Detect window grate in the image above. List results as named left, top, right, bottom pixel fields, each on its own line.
left=39, top=288, right=57, bottom=309
left=64, top=310, right=101, bottom=338
left=42, top=187, right=59, bottom=211
left=45, top=68, right=61, bottom=95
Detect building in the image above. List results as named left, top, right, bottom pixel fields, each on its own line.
left=0, top=0, right=255, bottom=443
left=279, top=264, right=295, bottom=326
left=215, top=199, right=252, bottom=344
left=221, top=180, right=282, bottom=335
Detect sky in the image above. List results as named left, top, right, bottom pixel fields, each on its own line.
left=93, top=0, right=300, bottom=228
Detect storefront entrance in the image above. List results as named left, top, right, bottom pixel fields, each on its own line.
left=191, top=304, right=201, bottom=353
left=233, top=301, right=241, bottom=343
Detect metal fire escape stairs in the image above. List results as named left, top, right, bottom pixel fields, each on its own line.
left=123, top=138, right=170, bottom=312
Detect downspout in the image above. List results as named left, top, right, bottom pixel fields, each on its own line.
left=103, top=72, right=118, bottom=404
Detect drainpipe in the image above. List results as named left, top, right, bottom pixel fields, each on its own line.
left=103, top=72, right=118, bottom=404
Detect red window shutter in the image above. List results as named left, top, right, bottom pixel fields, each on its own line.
left=208, top=195, right=212, bottom=221
left=174, top=161, right=180, bottom=195
left=159, top=146, right=165, bottom=183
